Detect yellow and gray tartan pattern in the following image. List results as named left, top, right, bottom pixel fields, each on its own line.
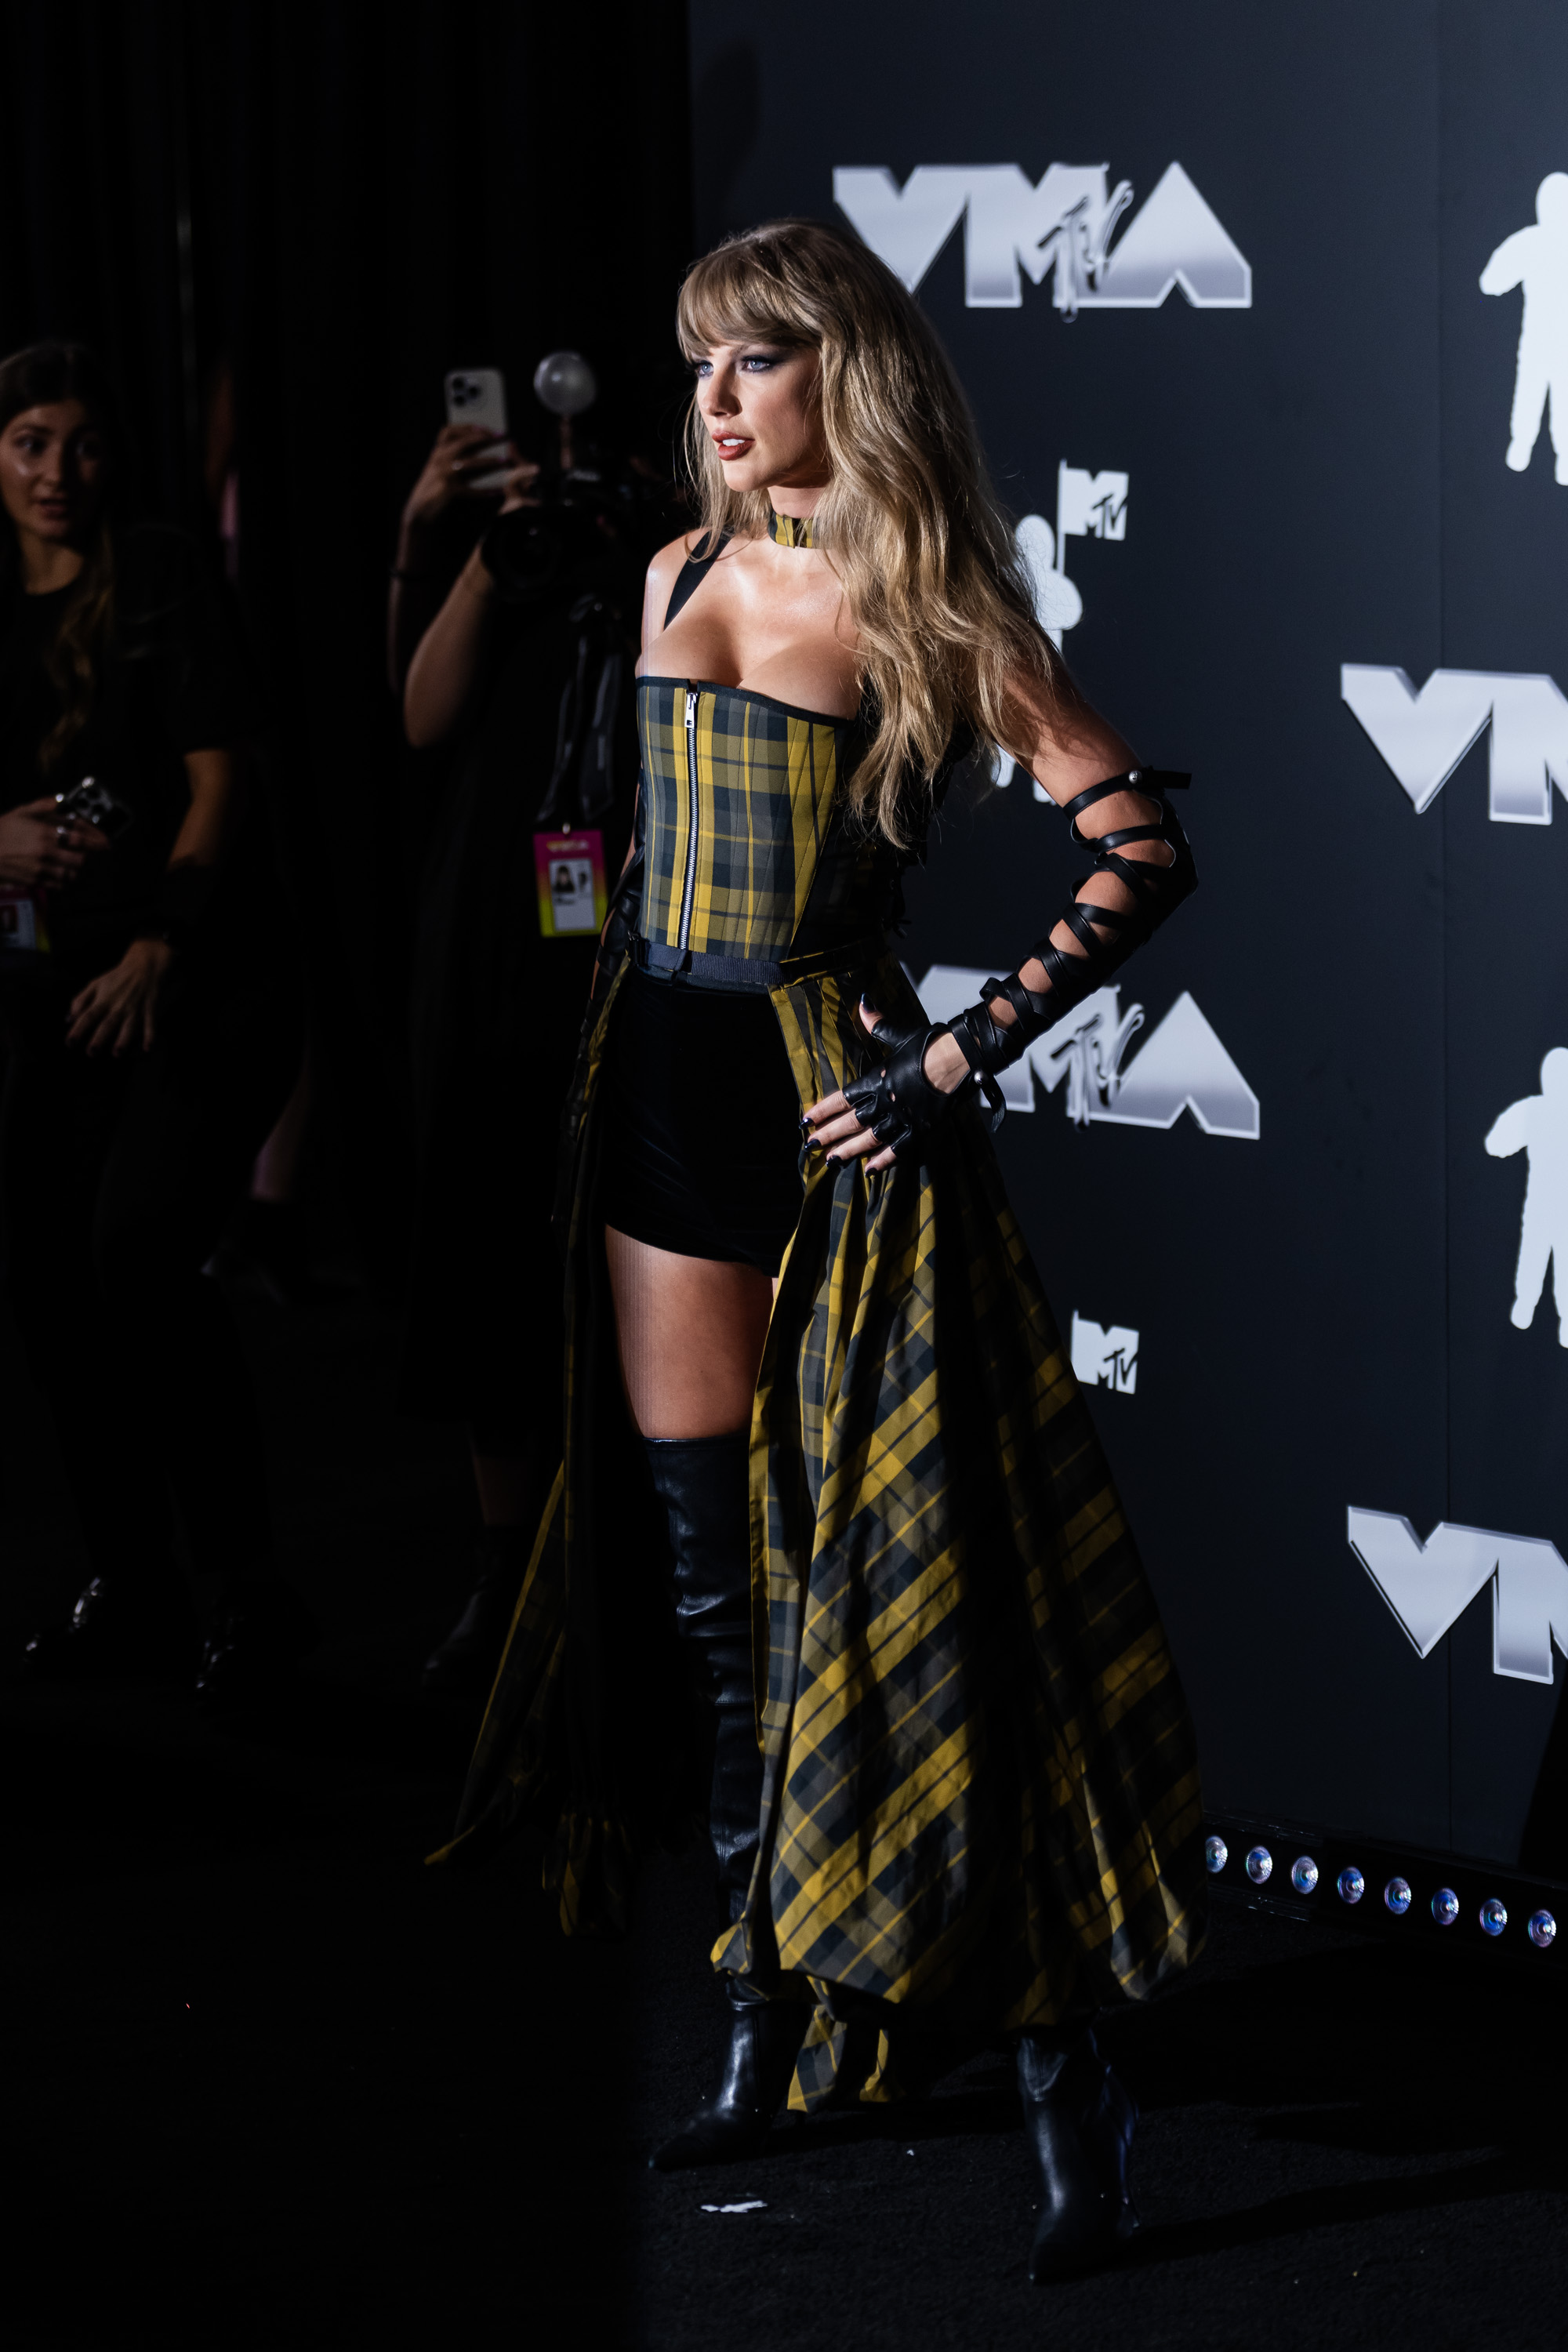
left=636, top=681, right=891, bottom=960
left=437, top=935, right=1207, bottom=2109
left=723, top=957, right=1204, bottom=2107
left=767, top=510, right=816, bottom=548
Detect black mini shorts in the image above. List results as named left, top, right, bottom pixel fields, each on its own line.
left=594, top=963, right=806, bottom=1274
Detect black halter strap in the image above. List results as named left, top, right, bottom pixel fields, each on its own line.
left=661, top=531, right=732, bottom=631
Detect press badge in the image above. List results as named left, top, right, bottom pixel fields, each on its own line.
left=534, top=829, right=607, bottom=938
left=0, top=887, right=49, bottom=964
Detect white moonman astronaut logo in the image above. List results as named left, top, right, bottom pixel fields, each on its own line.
left=1348, top=1507, right=1568, bottom=1684
left=1486, top=1049, right=1568, bottom=1346
left=1480, top=173, right=1568, bottom=481
left=833, top=161, right=1250, bottom=314
left=999, top=466, right=1129, bottom=782
left=916, top=971, right=1260, bottom=1140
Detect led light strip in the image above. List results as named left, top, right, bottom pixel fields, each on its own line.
left=1203, top=1827, right=1559, bottom=1952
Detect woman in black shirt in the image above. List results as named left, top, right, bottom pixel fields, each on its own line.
left=0, top=341, right=307, bottom=1696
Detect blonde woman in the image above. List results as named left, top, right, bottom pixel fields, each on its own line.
left=438, top=220, right=1206, bottom=2280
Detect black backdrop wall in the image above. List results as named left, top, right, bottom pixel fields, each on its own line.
left=0, top=0, right=693, bottom=1275
left=6, top=0, right=1566, bottom=1895
left=688, top=0, right=1568, bottom=1886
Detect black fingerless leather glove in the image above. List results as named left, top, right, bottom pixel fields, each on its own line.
left=842, top=1010, right=1003, bottom=1162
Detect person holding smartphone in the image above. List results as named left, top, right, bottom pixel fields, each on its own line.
left=387, top=375, right=675, bottom=1705
left=0, top=340, right=307, bottom=1695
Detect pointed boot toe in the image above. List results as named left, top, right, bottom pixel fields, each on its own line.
left=651, top=1991, right=808, bottom=2171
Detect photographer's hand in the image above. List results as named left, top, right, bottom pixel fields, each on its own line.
left=0, top=797, right=109, bottom=887
left=65, top=937, right=173, bottom=1056
left=399, top=423, right=517, bottom=545
left=390, top=426, right=532, bottom=695
left=499, top=456, right=542, bottom=514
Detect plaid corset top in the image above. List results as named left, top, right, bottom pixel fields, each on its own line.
left=634, top=677, right=899, bottom=966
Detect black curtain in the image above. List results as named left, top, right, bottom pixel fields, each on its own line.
left=0, top=0, right=693, bottom=1279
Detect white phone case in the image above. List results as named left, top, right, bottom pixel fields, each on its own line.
left=444, top=368, right=510, bottom=492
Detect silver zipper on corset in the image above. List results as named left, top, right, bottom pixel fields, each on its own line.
left=679, top=686, right=699, bottom=951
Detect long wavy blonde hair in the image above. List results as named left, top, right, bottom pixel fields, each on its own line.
left=677, top=217, right=1078, bottom=844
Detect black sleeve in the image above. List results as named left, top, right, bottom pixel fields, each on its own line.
left=119, top=523, right=263, bottom=754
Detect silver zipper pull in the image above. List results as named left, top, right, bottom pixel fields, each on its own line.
left=679, top=687, right=700, bottom=952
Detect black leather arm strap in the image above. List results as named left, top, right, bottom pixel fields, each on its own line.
left=946, top=767, right=1196, bottom=1080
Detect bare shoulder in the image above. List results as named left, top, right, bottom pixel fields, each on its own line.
left=641, top=528, right=741, bottom=651
left=645, top=528, right=717, bottom=604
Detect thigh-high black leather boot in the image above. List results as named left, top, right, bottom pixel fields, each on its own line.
left=1017, top=2025, right=1139, bottom=2281
left=642, top=1430, right=808, bottom=2171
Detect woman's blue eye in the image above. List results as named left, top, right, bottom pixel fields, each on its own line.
left=692, top=354, right=779, bottom=379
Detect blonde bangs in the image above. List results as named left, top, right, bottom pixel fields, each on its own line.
left=676, top=243, right=815, bottom=360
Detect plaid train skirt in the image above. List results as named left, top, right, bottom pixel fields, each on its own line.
left=434, top=945, right=1207, bottom=2114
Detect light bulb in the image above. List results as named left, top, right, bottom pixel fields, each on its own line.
left=1384, top=1877, right=1411, bottom=1915
left=1479, top=1898, right=1507, bottom=1938
left=1432, top=1887, right=1459, bottom=1926
left=533, top=350, right=598, bottom=418
left=1337, top=1866, right=1365, bottom=1905
left=1205, top=1836, right=1228, bottom=1874
left=1290, top=1855, right=1319, bottom=1895
left=1245, top=1846, right=1272, bottom=1884
left=1529, top=1909, right=1557, bottom=1950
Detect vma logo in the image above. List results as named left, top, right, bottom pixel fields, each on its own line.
left=1341, top=665, right=1568, bottom=825
left=1348, top=1507, right=1568, bottom=1684
left=833, top=160, right=1251, bottom=314
left=916, top=971, right=1260, bottom=1140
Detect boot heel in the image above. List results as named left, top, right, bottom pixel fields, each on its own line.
left=1018, top=2028, right=1138, bottom=2282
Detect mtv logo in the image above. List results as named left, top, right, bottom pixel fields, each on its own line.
left=1348, top=1506, right=1568, bottom=1683
left=1058, top=466, right=1127, bottom=542
left=1071, top=1312, right=1139, bottom=1393
left=1341, top=665, right=1568, bottom=825
left=833, top=159, right=1252, bottom=315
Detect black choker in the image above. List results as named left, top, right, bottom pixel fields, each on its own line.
left=767, top=510, right=817, bottom=549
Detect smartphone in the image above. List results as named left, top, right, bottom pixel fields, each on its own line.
left=56, top=775, right=133, bottom=840
left=445, top=368, right=510, bottom=492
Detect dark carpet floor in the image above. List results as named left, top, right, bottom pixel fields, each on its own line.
left=3, top=1278, right=1565, bottom=2350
